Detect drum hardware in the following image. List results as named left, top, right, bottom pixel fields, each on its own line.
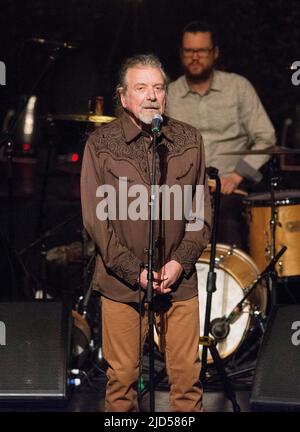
left=220, top=145, right=300, bottom=156
left=253, top=307, right=267, bottom=335
left=213, top=245, right=242, bottom=267
left=72, top=288, right=106, bottom=382
left=225, top=245, right=234, bottom=256
left=35, top=116, right=57, bottom=236
left=16, top=212, right=81, bottom=302
left=221, top=145, right=300, bottom=306
left=197, top=243, right=268, bottom=363
left=244, top=190, right=300, bottom=278
left=209, top=246, right=286, bottom=347
left=71, top=309, right=91, bottom=368
left=200, top=171, right=241, bottom=412
left=214, top=254, right=224, bottom=267
left=70, top=229, right=106, bottom=382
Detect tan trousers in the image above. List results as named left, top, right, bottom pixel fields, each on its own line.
left=101, top=295, right=203, bottom=412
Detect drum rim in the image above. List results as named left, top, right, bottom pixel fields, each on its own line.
left=198, top=243, right=261, bottom=275
left=198, top=243, right=266, bottom=312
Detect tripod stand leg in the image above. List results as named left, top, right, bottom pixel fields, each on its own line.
left=209, top=342, right=241, bottom=412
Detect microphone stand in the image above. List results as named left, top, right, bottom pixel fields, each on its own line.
left=218, top=245, right=287, bottom=337
left=145, top=124, right=160, bottom=412
left=268, top=155, right=280, bottom=310
left=200, top=171, right=241, bottom=412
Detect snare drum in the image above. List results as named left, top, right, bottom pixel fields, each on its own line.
left=244, top=190, right=300, bottom=277
left=196, top=244, right=267, bottom=363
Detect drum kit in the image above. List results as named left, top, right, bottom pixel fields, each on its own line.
left=47, top=142, right=300, bottom=373
left=22, top=121, right=299, bottom=379
left=198, top=144, right=300, bottom=366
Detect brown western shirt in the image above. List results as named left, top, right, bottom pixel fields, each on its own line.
left=80, top=111, right=212, bottom=303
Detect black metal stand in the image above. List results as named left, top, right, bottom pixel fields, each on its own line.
left=17, top=212, right=80, bottom=298
left=35, top=117, right=57, bottom=236
left=18, top=212, right=79, bottom=257
left=200, top=171, right=241, bottom=412
left=267, top=155, right=281, bottom=310
left=144, top=125, right=160, bottom=412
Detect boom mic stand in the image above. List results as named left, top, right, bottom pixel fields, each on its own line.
left=200, top=171, right=241, bottom=412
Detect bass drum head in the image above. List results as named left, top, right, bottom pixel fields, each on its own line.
left=196, top=244, right=267, bottom=364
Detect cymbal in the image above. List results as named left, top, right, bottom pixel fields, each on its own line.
left=220, top=146, right=300, bottom=156
left=47, top=114, right=116, bottom=123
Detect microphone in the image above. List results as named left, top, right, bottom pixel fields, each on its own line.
left=210, top=304, right=244, bottom=341
left=210, top=317, right=230, bottom=341
left=151, top=114, right=163, bottom=134
left=29, top=38, right=77, bottom=49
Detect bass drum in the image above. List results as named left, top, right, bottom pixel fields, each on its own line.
left=196, top=244, right=268, bottom=364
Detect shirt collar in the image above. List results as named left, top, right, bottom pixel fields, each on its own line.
left=179, top=70, right=222, bottom=97
left=120, top=110, right=174, bottom=143
left=210, top=70, right=222, bottom=92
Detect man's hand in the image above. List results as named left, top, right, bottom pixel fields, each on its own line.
left=156, top=260, right=184, bottom=294
left=139, top=269, right=166, bottom=291
left=220, top=172, right=243, bottom=195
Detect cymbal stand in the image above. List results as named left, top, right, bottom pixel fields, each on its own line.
left=200, top=171, right=241, bottom=412
left=267, top=155, right=281, bottom=309
left=35, top=117, right=57, bottom=236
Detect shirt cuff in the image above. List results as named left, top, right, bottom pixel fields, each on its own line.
left=235, top=159, right=262, bottom=183
left=171, top=246, right=200, bottom=277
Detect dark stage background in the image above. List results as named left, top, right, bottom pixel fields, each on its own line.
left=1, top=1, right=300, bottom=413
left=0, top=0, right=300, bottom=124
left=0, top=0, right=300, bottom=302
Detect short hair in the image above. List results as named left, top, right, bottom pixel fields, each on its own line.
left=116, top=54, right=169, bottom=97
left=181, top=21, right=219, bottom=48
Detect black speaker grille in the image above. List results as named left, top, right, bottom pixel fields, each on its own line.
left=0, top=301, right=70, bottom=399
left=251, top=305, right=300, bottom=410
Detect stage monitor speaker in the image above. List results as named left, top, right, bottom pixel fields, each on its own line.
left=250, top=304, right=300, bottom=411
left=0, top=300, right=72, bottom=403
